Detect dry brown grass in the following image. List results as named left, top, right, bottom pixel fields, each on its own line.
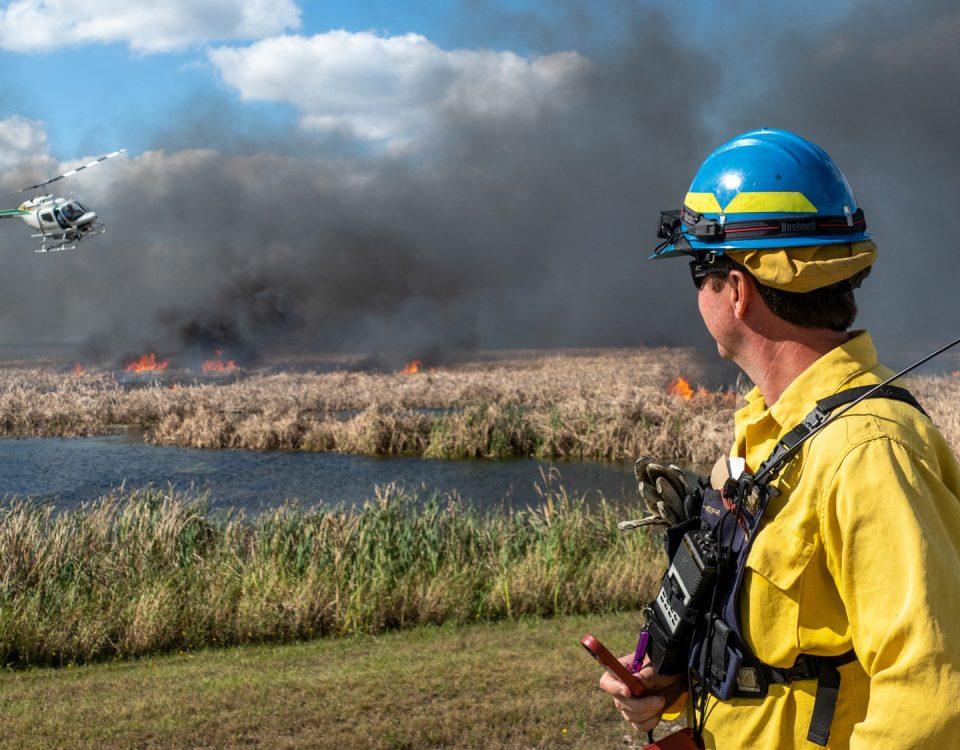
left=0, top=349, right=736, bottom=462
left=2, top=349, right=959, bottom=462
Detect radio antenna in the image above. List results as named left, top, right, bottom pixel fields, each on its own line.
left=753, top=334, right=960, bottom=485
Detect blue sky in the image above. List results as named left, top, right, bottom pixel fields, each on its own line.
left=0, top=0, right=566, bottom=159
left=0, top=0, right=851, bottom=162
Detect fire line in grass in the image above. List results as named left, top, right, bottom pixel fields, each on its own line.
left=400, top=360, right=438, bottom=374
left=72, top=363, right=86, bottom=377
left=667, top=376, right=694, bottom=400
left=125, top=353, right=170, bottom=373
left=667, top=375, right=736, bottom=404
left=202, top=350, right=238, bottom=374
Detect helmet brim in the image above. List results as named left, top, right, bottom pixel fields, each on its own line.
left=649, top=230, right=873, bottom=260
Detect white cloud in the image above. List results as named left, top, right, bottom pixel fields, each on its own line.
left=0, top=117, right=134, bottom=202
left=0, top=0, right=300, bottom=53
left=0, top=115, right=53, bottom=175
left=208, top=31, right=590, bottom=149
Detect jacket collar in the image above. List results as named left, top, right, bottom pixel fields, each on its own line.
left=735, top=330, right=878, bottom=442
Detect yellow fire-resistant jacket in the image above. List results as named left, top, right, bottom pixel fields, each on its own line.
left=699, top=331, right=960, bottom=748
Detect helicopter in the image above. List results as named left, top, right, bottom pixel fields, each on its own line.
left=0, top=149, right=125, bottom=253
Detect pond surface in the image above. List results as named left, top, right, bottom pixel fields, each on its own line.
left=0, top=435, right=639, bottom=513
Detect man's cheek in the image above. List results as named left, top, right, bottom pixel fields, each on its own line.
left=697, top=289, right=710, bottom=322
left=697, top=291, right=719, bottom=335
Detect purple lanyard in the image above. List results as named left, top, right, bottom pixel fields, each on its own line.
left=632, top=628, right=650, bottom=673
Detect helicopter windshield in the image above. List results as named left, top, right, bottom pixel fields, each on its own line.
left=60, top=202, right=86, bottom=222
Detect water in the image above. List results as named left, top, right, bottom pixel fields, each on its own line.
left=0, top=435, right=638, bottom=513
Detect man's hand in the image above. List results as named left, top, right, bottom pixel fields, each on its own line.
left=599, top=653, right=686, bottom=734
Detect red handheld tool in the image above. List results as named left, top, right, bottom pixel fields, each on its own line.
left=579, top=633, right=646, bottom=698
left=581, top=633, right=704, bottom=750
left=643, top=728, right=704, bottom=749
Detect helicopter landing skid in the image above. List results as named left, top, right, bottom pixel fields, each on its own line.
left=35, top=243, right=77, bottom=253
left=31, top=225, right=105, bottom=253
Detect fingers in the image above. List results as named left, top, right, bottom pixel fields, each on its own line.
left=668, top=464, right=700, bottom=493
left=618, top=517, right=665, bottom=530
left=638, top=464, right=687, bottom=527
left=638, top=460, right=702, bottom=527
left=654, top=478, right=683, bottom=525
left=632, top=664, right=662, bottom=689
left=613, top=694, right=666, bottom=714
left=598, top=654, right=676, bottom=734
left=613, top=693, right=667, bottom=730
left=599, top=669, right=632, bottom=698
left=633, top=664, right=686, bottom=692
left=629, top=715, right=662, bottom=734
left=634, top=456, right=655, bottom=482
left=646, top=462, right=686, bottom=501
left=638, top=481, right=661, bottom=515
left=638, top=483, right=672, bottom=527
left=598, top=654, right=644, bottom=698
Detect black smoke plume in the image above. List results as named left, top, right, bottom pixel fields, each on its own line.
left=0, top=1, right=953, bottom=369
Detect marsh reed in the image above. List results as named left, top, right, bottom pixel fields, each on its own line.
left=0, top=477, right=660, bottom=668
left=0, top=349, right=737, bottom=463
left=3, top=350, right=960, bottom=463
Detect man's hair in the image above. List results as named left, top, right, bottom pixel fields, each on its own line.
left=706, top=256, right=869, bottom=331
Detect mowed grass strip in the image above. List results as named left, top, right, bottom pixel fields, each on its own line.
left=0, top=611, right=680, bottom=750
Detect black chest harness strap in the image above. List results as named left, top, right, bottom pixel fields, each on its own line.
left=649, top=384, right=927, bottom=746
left=756, top=385, right=927, bottom=484
left=757, top=386, right=925, bottom=745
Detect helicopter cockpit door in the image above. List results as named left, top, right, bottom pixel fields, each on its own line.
left=53, top=208, right=70, bottom=230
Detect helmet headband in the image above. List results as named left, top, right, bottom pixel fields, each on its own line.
left=658, top=206, right=866, bottom=249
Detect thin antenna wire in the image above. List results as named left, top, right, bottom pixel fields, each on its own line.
left=754, top=334, right=960, bottom=485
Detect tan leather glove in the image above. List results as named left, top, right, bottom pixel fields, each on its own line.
left=618, top=456, right=702, bottom=530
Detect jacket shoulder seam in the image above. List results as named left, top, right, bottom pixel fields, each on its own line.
left=816, top=432, right=927, bottom=539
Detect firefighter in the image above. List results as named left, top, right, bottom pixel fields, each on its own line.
left=601, top=129, right=960, bottom=748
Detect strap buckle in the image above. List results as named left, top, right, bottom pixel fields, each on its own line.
left=782, top=654, right=821, bottom=682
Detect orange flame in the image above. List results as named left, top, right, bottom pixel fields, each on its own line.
left=125, top=353, right=170, bottom=373
left=667, top=376, right=695, bottom=401
left=401, top=360, right=423, bottom=374
left=72, top=362, right=86, bottom=377
left=202, top=350, right=238, bottom=374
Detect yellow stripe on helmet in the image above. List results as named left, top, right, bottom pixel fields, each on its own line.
left=722, top=191, right=817, bottom=214
left=683, top=192, right=723, bottom=214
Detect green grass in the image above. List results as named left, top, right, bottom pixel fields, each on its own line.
left=0, top=610, right=681, bottom=749
left=0, top=479, right=663, bottom=667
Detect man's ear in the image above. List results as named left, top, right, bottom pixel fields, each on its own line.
left=727, top=269, right=754, bottom=321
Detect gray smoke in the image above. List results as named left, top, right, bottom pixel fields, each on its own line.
left=710, top=0, right=960, bottom=358
left=0, top=1, right=952, bottom=368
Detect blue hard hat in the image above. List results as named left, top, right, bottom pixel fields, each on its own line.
left=652, top=128, right=870, bottom=259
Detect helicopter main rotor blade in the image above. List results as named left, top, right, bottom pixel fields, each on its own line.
left=0, top=148, right=126, bottom=200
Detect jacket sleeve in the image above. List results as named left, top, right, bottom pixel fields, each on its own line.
left=820, top=437, right=960, bottom=748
